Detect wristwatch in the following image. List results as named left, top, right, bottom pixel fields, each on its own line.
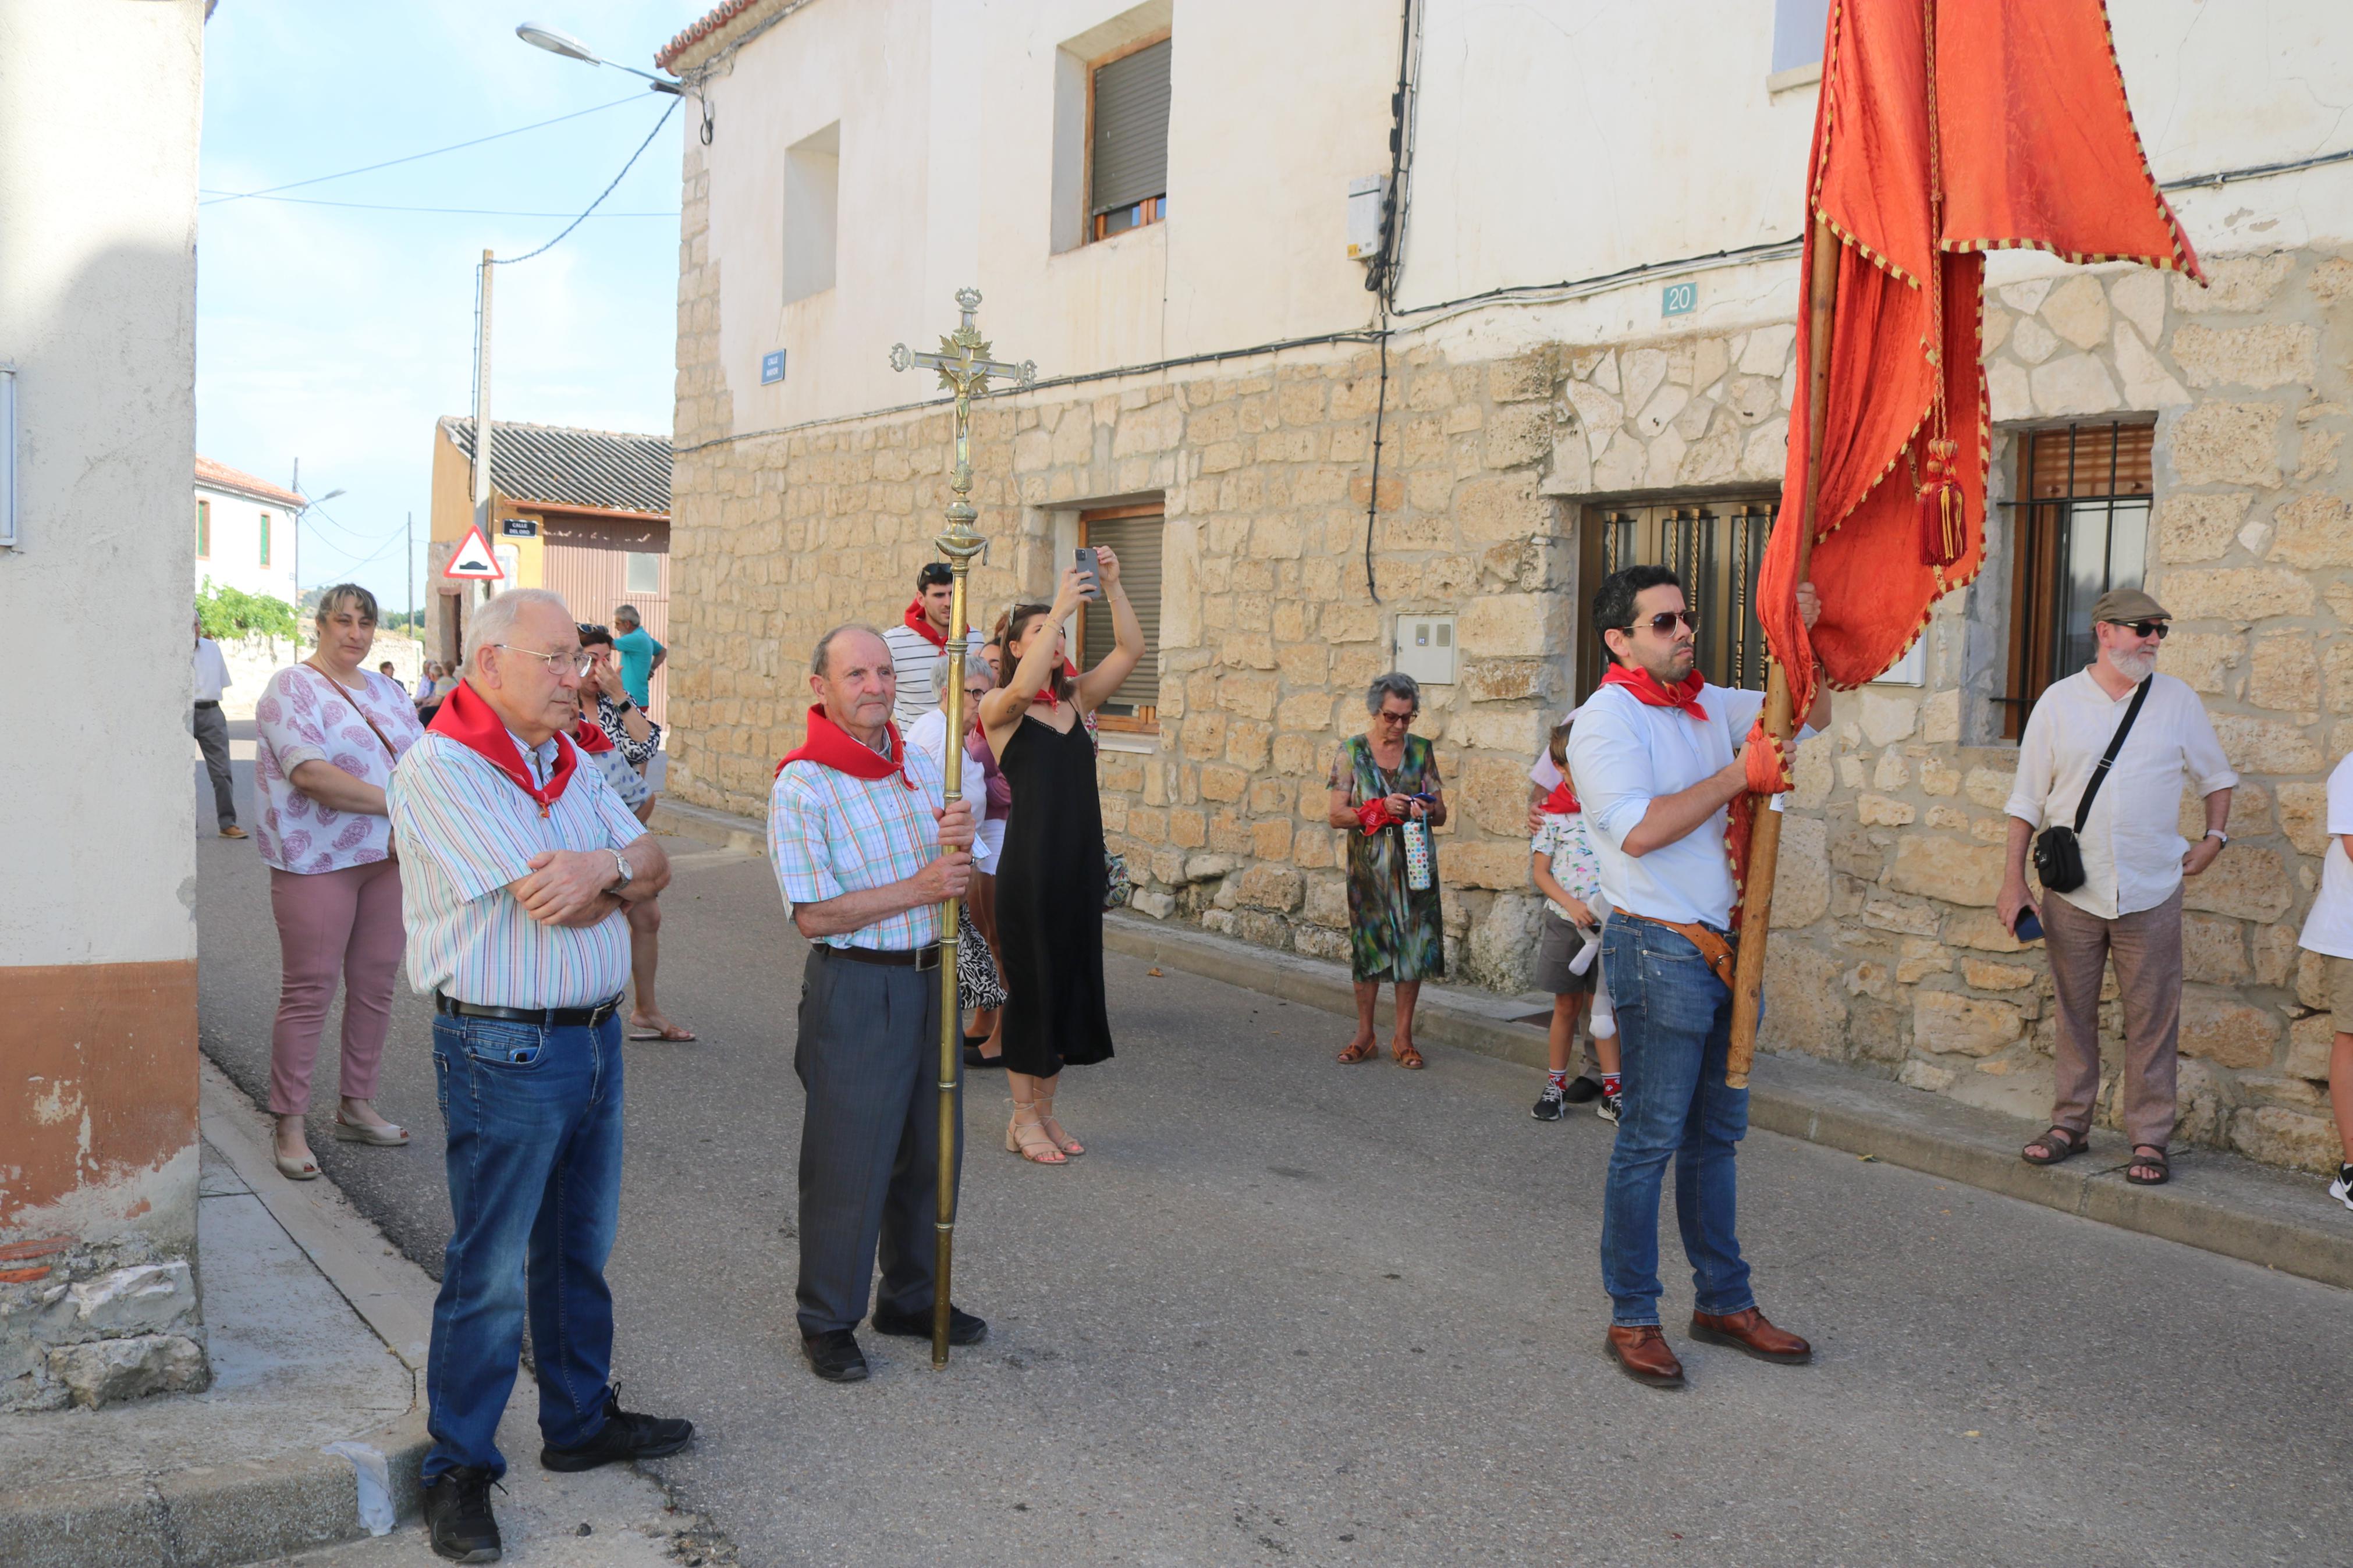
left=2203, top=829, right=2228, bottom=846
left=613, top=696, right=635, bottom=714
left=608, top=849, right=634, bottom=891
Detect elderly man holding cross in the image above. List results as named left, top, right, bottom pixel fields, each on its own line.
left=769, top=622, right=985, bottom=1383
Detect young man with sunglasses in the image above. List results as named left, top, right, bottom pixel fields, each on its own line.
left=2001, top=588, right=2235, bottom=1189
left=1564, top=563, right=1830, bottom=1391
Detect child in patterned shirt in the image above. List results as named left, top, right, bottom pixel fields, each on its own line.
left=1529, top=718, right=1621, bottom=1123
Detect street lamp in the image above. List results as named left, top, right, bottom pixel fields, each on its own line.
left=286, top=459, right=346, bottom=605
left=516, top=22, right=684, bottom=94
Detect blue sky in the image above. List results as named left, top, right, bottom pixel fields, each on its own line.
left=197, top=1, right=711, bottom=615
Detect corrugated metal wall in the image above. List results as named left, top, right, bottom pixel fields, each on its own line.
left=539, top=511, right=671, bottom=725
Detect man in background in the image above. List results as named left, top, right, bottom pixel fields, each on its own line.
left=883, top=561, right=957, bottom=726
left=193, top=613, right=245, bottom=840
left=611, top=603, right=665, bottom=711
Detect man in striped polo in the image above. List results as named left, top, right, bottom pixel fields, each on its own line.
left=389, top=587, right=693, bottom=1564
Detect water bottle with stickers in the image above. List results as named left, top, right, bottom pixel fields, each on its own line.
left=1400, top=815, right=1433, bottom=891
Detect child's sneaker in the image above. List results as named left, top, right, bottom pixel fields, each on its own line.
left=1596, top=1089, right=1623, bottom=1124
left=1532, top=1083, right=1568, bottom=1121
left=1561, top=1073, right=1603, bottom=1104
left=2330, top=1164, right=2353, bottom=1213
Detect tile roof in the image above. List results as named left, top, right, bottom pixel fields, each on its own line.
left=656, top=0, right=795, bottom=70
left=437, top=417, right=672, bottom=515
left=194, top=456, right=308, bottom=509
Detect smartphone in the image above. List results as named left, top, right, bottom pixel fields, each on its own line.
left=2012, top=908, right=2044, bottom=943
left=1074, top=546, right=1103, bottom=599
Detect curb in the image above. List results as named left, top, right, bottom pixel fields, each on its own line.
left=0, top=1069, right=433, bottom=1568
left=650, top=797, right=2353, bottom=1294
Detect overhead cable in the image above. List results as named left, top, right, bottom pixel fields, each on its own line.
left=200, top=94, right=648, bottom=207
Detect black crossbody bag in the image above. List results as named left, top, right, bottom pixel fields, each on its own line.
left=2032, top=677, right=2151, bottom=894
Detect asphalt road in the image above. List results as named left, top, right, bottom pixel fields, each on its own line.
left=195, top=727, right=2352, bottom=1568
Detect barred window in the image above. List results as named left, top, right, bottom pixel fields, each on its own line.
left=1999, top=421, right=2154, bottom=739
left=1577, top=499, right=1777, bottom=701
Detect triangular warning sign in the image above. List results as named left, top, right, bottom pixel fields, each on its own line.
left=443, top=525, right=503, bottom=581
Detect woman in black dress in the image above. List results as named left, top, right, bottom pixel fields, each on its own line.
left=979, top=553, right=1145, bottom=1164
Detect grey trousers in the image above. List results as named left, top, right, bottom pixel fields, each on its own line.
left=2043, top=884, right=2183, bottom=1151
left=793, top=945, right=962, bottom=1336
left=194, top=704, right=237, bottom=827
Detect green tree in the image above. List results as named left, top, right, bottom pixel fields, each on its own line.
left=196, top=578, right=300, bottom=642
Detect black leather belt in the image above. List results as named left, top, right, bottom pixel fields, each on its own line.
left=819, top=943, right=940, bottom=971
left=194, top=699, right=219, bottom=710
left=435, top=993, right=624, bottom=1027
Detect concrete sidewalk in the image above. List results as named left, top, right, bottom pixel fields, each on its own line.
left=0, top=1062, right=708, bottom=1568
left=655, top=795, right=2353, bottom=1293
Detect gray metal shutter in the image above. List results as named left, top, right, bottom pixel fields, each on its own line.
left=1081, top=514, right=1162, bottom=710
left=1091, top=40, right=1170, bottom=216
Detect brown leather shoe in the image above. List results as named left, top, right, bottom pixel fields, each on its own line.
left=1689, top=1307, right=1812, bottom=1364
left=1605, top=1325, right=1686, bottom=1389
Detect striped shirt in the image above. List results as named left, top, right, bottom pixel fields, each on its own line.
left=389, top=728, right=645, bottom=1008
left=769, top=738, right=948, bottom=951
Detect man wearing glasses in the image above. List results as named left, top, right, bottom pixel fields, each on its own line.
left=2001, top=588, right=2235, bottom=1190
left=1565, top=563, right=1830, bottom=1391
left=388, top=588, right=693, bottom=1563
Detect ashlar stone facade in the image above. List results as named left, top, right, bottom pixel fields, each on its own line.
left=668, top=125, right=2348, bottom=1177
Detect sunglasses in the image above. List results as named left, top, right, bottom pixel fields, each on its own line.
left=2107, top=618, right=2170, bottom=639
left=576, top=622, right=609, bottom=639
left=1622, top=610, right=1700, bottom=637
left=1376, top=707, right=1417, bottom=725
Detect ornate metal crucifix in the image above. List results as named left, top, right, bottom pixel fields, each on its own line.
left=888, top=287, right=1034, bottom=1370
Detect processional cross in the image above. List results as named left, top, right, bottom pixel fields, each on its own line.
left=888, top=288, right=1035, bottom=1370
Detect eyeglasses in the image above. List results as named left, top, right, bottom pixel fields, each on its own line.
left=491, top=643, right=592, bottom=677
left=1623, top=610, right=1700, bottom=637
left=2107, top=618, right=2170, bottom=640
left=1375, top=707, right=1417, bottom=726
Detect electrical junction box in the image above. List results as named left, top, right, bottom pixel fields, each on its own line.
left=1347, top=176, right=1390, bottom=260
left=1393, top=614, right=1456, bottom=686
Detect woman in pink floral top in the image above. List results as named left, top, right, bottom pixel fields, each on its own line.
left=251, top=584, right=425, bottom=1180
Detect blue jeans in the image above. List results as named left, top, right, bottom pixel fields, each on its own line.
left=423, top=1011, right=624, bottom=1484
left=1598, top=918, right=1755, bottom=1328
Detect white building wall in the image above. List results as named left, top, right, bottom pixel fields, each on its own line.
left=193, top=483, right=299, bottom=603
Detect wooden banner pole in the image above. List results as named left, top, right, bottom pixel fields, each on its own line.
left=1725, top=215, right=1839, bottom=1089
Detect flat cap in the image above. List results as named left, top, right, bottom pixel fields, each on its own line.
left=2089, top=586, right=2170, bottom=624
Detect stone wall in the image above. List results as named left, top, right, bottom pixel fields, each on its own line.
left=669, top=175, right=2348, bottom=1172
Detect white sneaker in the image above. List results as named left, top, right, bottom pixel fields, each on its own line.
left=2330, top=1168, right=2353, bottom=1213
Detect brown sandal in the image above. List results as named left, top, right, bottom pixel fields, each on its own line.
left=1336, top=1039, right=1378, bottom=1065
left=1392, top=1041, right=1425, bottom=1070
left=2022, top=1126, right=2088, bottom=1166
left=2125, top=1145, right=2170, bottom=1185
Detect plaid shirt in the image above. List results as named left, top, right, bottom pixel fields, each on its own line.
left=769, top=739, right=948, bottom=951
left=389, top=728, right=646, bottom=1008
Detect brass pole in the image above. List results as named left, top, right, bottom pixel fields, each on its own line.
left=1726, top=215, right=1838, bottom=1089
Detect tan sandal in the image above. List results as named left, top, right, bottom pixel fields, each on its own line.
left=1392, top=1040, right=1425, bottom=1070
left=1035, top=1084, right=1083, bottom=1157
left=1005, top=1096, right=1067, bottom=1164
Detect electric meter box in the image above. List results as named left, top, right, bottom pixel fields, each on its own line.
left=1347, top=176, right=1390, bottom=260
left=1393, top=614, right=1456, bottom=685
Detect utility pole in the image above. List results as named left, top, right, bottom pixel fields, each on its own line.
left=471, top=250, right=496, bottom=610
left=290, top=456, right=301, bottom=605
left=406, top=510, right=414, bottom=639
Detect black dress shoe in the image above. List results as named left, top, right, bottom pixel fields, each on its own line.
left=540, top=1386, right=695, bottom=1471
left=963, top=1039, right=1005, bottom=1068
left=869, top=1303, right=988, bottom=1345
left=801, top=1328, right=871, bottom=1382
left=423, top=1467, right=502, bottom=1563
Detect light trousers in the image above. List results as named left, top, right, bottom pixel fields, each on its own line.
left=268, top=859, right=404, bottom=1115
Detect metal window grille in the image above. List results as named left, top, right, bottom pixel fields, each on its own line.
left=1091, top=38, right=1170, bottom=223
left=1078, top=504, right=1162, bottom=730
left=1582, top=499, right=1777, bottom=700
left=1999, top=421, right=2154, bottom=738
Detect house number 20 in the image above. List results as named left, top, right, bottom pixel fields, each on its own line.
left=1661, top=281, right=1697, bottom=317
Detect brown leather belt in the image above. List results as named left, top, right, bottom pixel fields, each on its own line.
left=1621, top=912, right=1737, bottom=989
left=819, top=943, right=941, bottom=971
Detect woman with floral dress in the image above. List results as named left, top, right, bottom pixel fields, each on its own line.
left=1325, top=673, right=1449, bottom=1068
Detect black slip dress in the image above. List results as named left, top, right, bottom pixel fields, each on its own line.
left=992, top=710, right=1115, bottom=1076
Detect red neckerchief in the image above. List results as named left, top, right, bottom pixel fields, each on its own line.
left=903, top=599, right=947, bottom=651
left=774, top=703, right=918, bottom=790
left=1031, top=658, right=1081, bottom=710
left=571, top=713, right=615, bottom=754
left=1600, top=663, right=1710, bottom=722
left=1541, top=779, right=1581, bottom=814
left=427, top=679, right=579, bottom=818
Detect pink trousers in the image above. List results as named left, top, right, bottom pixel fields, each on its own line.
left=268, top=859, right=405, bottom=1115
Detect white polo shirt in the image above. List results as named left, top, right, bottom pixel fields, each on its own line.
left=1567, top=681, right=1801, bottom=930
left=2004, top=670, right=2237, bottom=919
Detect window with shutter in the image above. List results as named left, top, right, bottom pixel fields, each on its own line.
left=1088, top=35, right=1169, bottom=242
left=258, top=511, right=272, bottom=569
left=195, top=499, right=210, bottom=559
left=1078, top=504, right=1162, bottom=731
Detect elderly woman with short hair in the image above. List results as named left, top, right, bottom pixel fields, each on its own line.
left=252, top=584, right=425, bottom=1178
left=1326, top=672, right=1449, bottom=1068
